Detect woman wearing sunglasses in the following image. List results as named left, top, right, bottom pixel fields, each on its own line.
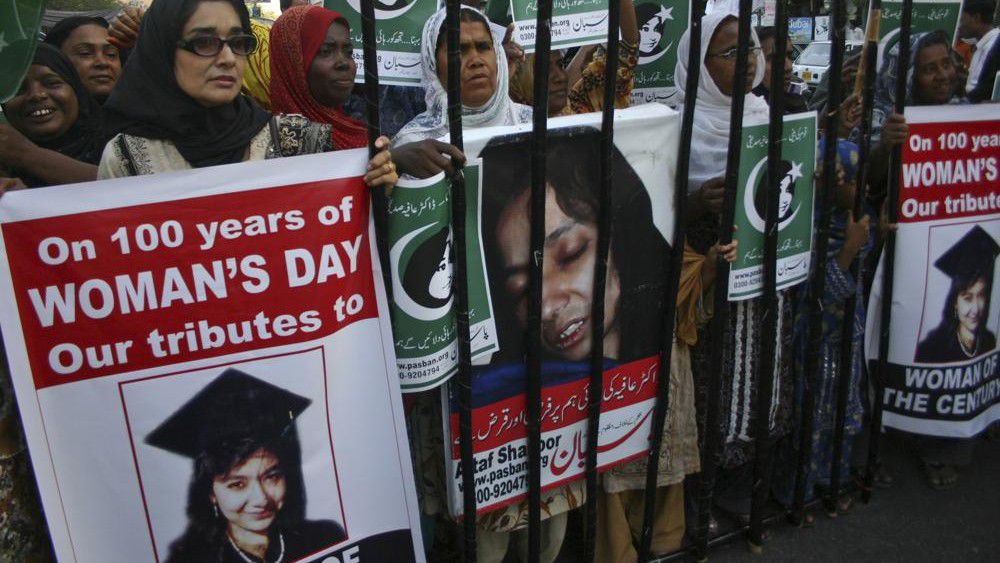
left=98, top=0, right=396, bottom=188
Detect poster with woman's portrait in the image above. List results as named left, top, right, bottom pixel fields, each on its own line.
left=630, top=0, right=690, bottom=107
left=439, top=104, right=681, bottom=516
left=870, top=0, right=963, bottom=73
left=728, top=111, right=818, bottom=300
left=865, top=105, right=1000, bottom=439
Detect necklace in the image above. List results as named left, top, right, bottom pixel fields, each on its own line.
left=227, top=532, right=284, bottom=563
left=959, top=335, right=978, bottom=358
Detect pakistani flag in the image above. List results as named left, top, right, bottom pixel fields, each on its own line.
left=1, top=0, right=46, bottom=104
left=387, top=169, right=498, bottom=392
left=728, top=111, right=818, bottom=301
left=326, top=0, right=437, bottom=86
left=631, top=0, right=689, bottom=107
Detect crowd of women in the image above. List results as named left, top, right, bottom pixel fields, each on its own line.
left=0, top=0, right=997, bottom=561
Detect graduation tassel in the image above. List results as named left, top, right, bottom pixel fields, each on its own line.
left=441, top=2, right=478, bottom=561
left=583, top=0, right=621, bottom=560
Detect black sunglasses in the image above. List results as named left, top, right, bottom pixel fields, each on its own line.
left=176, top=34, right=258, bottom=57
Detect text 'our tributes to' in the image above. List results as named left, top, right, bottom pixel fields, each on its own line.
left=866, top=105, right=1000, bottom=438
left=0, top=151, right=424, bottom=562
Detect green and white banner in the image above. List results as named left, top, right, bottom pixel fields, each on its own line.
left=509, top=0, right=610, bottom=53
left=873, top=0, right=964, bottom=71
left=0, top=0, right=46, bottom=104
left=387, top=172, right=498, bottom=392
left=630, top=0, right=689, bottom=107
left=326, top=0, right=437, bottom=86
left=728, top=111, right=818, bottom=301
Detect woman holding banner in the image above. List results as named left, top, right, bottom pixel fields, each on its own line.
left=96, top=0, right=397, bottom=188
left=676, top=9, right=794, bottom=528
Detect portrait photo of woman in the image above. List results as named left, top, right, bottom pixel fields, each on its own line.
left=635, top=2, right=672, bottom=63
left=145, top=368, right=346, bottom=563
left=401, top=225, right=454, bottom=311
left=915, top=225, right=999, bottom=364
left=751, top=159, right=802, bottom=228
left=479, top=126, right=671, bottom=366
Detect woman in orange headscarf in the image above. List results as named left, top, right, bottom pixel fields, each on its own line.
left=269, top=5, right=368, bottom=150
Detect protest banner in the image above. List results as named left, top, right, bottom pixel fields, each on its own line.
left=865, top=105, right=1000, bottom=438
left=439, top=104, right=680, bottom=516
left=0, top=0, right=46, bottom=103
left=325, top=0, right=436, bottom=86
left=387, top=173, right=498, bottom=391
left=0, top=151, right=424, bottom=562
left=728, top=111, right=818, bottom=301
left=630, top=0, right=690, bottom=107
left=871, top=0, right=963, bottom=70
left=814, top=15, right=830, bottom=40
left=509, top=0, right=610, bottom=53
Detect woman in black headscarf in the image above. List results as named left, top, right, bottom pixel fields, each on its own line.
left=0, top=43, right=104, bottom=187
left=44, top=16, right=122, bottom=103
left=98, top=0, right=396, bottom=185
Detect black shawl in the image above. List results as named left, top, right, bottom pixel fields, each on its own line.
left=102, top=0, right=270, bottom=168
left=30, top=44, right=105, bottom=166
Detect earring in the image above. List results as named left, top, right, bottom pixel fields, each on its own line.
left=213, top=502, right=219, bottom=518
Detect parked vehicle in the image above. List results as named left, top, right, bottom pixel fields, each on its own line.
left=792, top=40, right=863, bottom=93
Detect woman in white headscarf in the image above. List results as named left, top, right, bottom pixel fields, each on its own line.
left=674, top=9, right=795, bottom=529
left=391, top=5, right=532, bottom=178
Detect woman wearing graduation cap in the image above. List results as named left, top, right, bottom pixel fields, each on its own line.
left=147, top=369, right=345, bottom=563
left=915, top=225, right=998, bottom=364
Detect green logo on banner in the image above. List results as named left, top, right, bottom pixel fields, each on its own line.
left=0, top=0, right=46, bottom=103
left=729, top=111, right=818, bottom=301
left=327, top=0, right=436, bottom=86
left=631, top=0, right=689, bottom=106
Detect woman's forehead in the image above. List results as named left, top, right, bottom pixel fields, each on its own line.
left=182, top=1, right=242, bottom=34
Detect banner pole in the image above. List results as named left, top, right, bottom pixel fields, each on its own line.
left=866, top=0, right=913, bottom=507
left=747, top=0, right=790, bottom=549
left=694, top=0, right=753, bottom=558
left=526, top=0, right=554, bottom=560
left=359, top=0, right=392, bottom=302
left=636, top=0, right=704, bottom=560
left=582, top=0, right=621, bottom=560
left=442, top=1, right=478, bottom=561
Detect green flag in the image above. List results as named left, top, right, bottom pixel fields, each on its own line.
left=728, top=111, right=818, bottom=301
left=0, top=0, right=46, bottom=104
left=872, top=0, right=964, bottom=70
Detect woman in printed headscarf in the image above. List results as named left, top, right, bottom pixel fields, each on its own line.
left=98, top=0, right=395, bottom=187
left=389, top=5, right=529, bottom=180
left=269, top=5, right=368, bottom=150
left=0, top=43, right=104, bottom=187
left=674, top=9, right=794, bottom=529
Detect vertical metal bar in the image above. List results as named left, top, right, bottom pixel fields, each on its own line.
left=747, top=0, right=790, bottom=548
left=583, top=0, right=621, bottom=560
left=636, top=0, right=704, bottom=560
left=694, top=0, right=754, bottom=559
left=526, top=1, right=554, bottom=560
left=790, top=0, right=846, bottom=524
left=866, top=0, right=913, bottom=506
left=360, top=0, right=392, bottom=298
left=442, top=2, right=477, bottom=561
left=824, top=0, right=858, bottom=514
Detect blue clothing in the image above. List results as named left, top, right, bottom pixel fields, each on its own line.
left=344, top=85, right=426, bottom=139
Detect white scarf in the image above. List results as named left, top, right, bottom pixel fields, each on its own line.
left=674, top=10, right=770, bottom=193
left=392, top=5, right=532, bottom=147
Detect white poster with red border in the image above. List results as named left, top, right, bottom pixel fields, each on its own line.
left=865, top=105, right=1000, bottom=438
left=0, top=150, right=424, bottom=562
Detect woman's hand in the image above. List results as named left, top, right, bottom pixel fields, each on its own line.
left=364, top=136, right=398, bottom=192
left=108, top=5, right=144, bottom=50
left=880, top=112, right=908, bottom=149
left=702, top=237, right=738, bottom=287
left=0, top=177, right=27, bottom=199
left=697, top=176, right=726, bottom=214
left=836, top=93, right=862, bottom=138
left=502, top=24, right=526, bottom=78
left=392, top=140, right=466, bottom=179
left=0, top=124, right=40, bottom=171
left=837, top=211, right=870, bottom=270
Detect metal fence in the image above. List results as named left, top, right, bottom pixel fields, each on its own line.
left=356, top=0, right=918, bottom=560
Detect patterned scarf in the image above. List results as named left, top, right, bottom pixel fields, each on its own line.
left=269, top=5, right=367, bottom=150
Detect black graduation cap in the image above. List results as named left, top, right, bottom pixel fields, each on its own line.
left=934, top=225, right=999, bottom=279
left=146, top=369, right=312, bottom=459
